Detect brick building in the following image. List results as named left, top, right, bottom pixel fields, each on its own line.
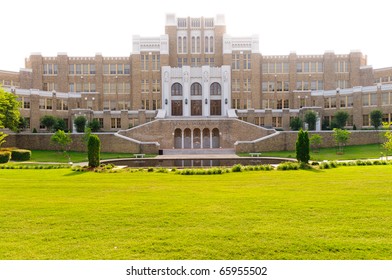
left=2, top=14, right=392, bottom=141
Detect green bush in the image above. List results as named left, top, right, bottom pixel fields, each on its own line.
left=231, top=164, right=243, bottom=172
left=277, top=162, right=300, bottom=170
left=11, top=149, right=31, bottom=161
left=0, top=151, right=11, bottom=163
left=87, top=135, right=101, bottom=168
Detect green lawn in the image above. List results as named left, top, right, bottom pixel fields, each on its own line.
left=1, top=166, right=391, bottom=259
left=250, top=144, right=390, bottom=161
left=29, top=150, right=138, bottom=163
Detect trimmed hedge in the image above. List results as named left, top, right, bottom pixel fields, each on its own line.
left=11, top=149, right=32, bottom=161
left=0, top=151, right=11, bottom=164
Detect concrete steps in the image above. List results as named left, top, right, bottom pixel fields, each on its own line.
left=162, top=148, right=235, bottom=155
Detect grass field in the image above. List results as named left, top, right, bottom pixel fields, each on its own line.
left=1, top=166, right=391, bottom=260
left=252, top=144, right=390, bottom=161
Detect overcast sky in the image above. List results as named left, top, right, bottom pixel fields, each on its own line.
left=2, top=0, right=392, bottom=71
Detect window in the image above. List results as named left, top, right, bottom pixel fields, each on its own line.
left=243, top=79, right=251, bottom=92
left=244, top=53, right=251, bottom=70
left=232, top=54, right=240, bottom=70
left=141, top=54, right=149, bottom=70
left=124, top=64, right=130, bottom=74
left=43, top=64, right=58, bottom=75
left=141, top=80, right=149, bottom=93
left=337, top=80, right=349, bottom=89
left=171, top=83, right=183, bottom=96
left=23, top=97, right=30, bottom=109
left=363, top=115, right=370, bottom=126
left=152, top=80, right=160, bottom=93
left=111, top=118, right=121, bottom=129
left=205, top=57, right=214, bottom=66
left=382, top=92, right=390, bottom=105
left=191, top=83, right=202, bottom=95
left=117, top=64, right=123, bottom=75
left=210, top=83, right=221, bottom=95
left=152, top=54, right=160, bottom=70
left=178, top=36, right=183, bottom=53
left=335, top=61, right=349, bottom=73
left=232, top=99, right=240, bottom=109
left=232, top=79, right=240, bottom=92
left=110, top=64, right=116, bottom=74
left=69, top=64, right=74, bottom=75
left=76, top=64, right=81, bottom=75
left=90, top=64, right=96, bottom=74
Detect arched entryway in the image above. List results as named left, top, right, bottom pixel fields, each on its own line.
left=212, top=128, right=220, bottom=148
left=172, top=128, right=220, bottom=149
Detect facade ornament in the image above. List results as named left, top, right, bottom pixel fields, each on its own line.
left=164, top=71, right=169, bottom=82
left=183, top=71, right=189, bottom=83
left=203, top=71, right=209, bottom=82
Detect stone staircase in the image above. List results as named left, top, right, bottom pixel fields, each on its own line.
left=161, top=148, right=235, bottom=155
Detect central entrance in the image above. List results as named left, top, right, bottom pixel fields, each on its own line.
left=174, top=128, right=220, bottom=149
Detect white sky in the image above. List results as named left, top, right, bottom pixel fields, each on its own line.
left=2, top=0, right=392, bottom=72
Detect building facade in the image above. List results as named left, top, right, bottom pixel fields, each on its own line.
left=2, top=14, right=392, bottom=135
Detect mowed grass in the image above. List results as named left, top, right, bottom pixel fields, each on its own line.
left=257, top=144, right=390, bottom=161
left=0, top=166, right=392, bottom=260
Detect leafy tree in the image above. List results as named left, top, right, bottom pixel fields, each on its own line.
left=290, top=117, right=303, bottom=131
left=296, top=129, right=310, bottom=164
left=82, top=127, right=92, bottom=150
left=382, top=122, right=392, bottom=160
left=40, top=115, right=57, bottom=132
left=0, top=132, right=8, bottom=148
left=74, top=116, right=87, bottom=133
left=18, top=116, right=28, bottom=132
left=304, top=110, right=317, bottom=131
left=0, top=87, right=21, bottom=131
left=53, top=118, right=67, bottom=132
left=88, top=134, right=101, bottom=168
left=88, top=119, right=101, bottom=132
left=333, top=110, right=349, bottom=129
left=309, top=134, right=322, bottom=153
left=50, top=130, right=73, bottom=163
left=333, top=128, right=351, bottom=154
left=370, top=109, right=383, bottom=130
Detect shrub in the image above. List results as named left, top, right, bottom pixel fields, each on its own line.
left=11, top=149, right=31, bottom=161
left=74, top=116, right=87, bottom=133
left=87, top=134, right=101, bottom=168
left=0, top=151, right=11, bottom=163
left=231, top=164, right=243, bottom=172
left=277, top=162, right=300, bottom=170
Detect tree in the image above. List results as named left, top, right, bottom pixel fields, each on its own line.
left=0, top=87, right=21, bottom=131
left=18, top=116, right=28, bottom=132
left=382, top=122, right=392, bottom=160
left=309, top=134, right=323, bottom=153
left=0, top=132, right=8, bottom=148
left=50, top=130, right=73, bottom=163
left=296, top=129, right=310, bottom=164
left=333, top=110, right=349, bottom=129
left=370, top=109, right=383, bottom=130
left=40, top=115, right=57, bottom=132
left=290, top=117, right=303, bottom=131
left=88, top=134, right=101, bottom=168
left=304, top=110, right=317, bottom=131
left=74, top=116, right=87, bottom=133
left=88, top=119, right=101, bottom=132
left=53, top=118, right=67, bottom=132
left=333, top=128, right=351, bottom=154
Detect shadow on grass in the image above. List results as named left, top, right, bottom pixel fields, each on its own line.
left=63, top=171, right=87, bottom=177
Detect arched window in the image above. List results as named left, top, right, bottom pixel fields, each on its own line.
left=171, top=83, right=183, bottom=96
left=178, top=37, right=182, bottom=53
left=205, top=36, right=209, bottom=53
left=210, top=82, right=221, bottom=95
left=191, top=83, right=202, bottom=96
left=196, top=36, right=201, bottom=53
left=209, top=36, right=214, bottom=53
left=183, top=37, right=187, bottom=53
left=192, top=36, right=195, bottom=53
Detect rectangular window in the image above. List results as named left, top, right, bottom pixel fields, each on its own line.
left=362, top=93, right=369, bottom=106
left=363, top=115, right=370, bottom=126
left=124, top=64, right=130, bottom=74
left=152, top=80, right=160, bottom=93
left=244, top=53, right=251, bottom=70
left=103, top=64, right=109, bottom=75
left=110, top=64, right=116, bottom=74
left=370, top=93, right=377, bottom=105
left=39, top=99, right=45, bottom=109
left=117, top=64, right=123, bottom=75
left=244, top=78, right=251, bottom=92
left=83, top=64, right=89, bottom=75
left=141, top=80, right=149, bottom=93
left=76, top=64, right=81, bottom=75
left=382, top=92, right=389, bottom=105
left=152, top=54, right=160, bottom=70
left=232, top=54, right=240, bottom=70
left=141, top=55, right=149, bottom=71
left=90, top=64, right=96, bottom=74
left=69, top=64, right=74, bottom=75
